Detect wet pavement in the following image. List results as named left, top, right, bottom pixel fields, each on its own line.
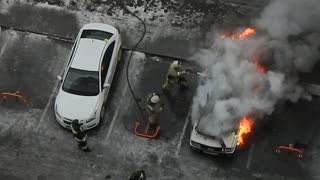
left=0, top=27, right=317, bottom=180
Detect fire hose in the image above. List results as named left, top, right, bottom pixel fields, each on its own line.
left=186, top=69, right=208, bottom=78
left=121, top=1, right=147, bottom=121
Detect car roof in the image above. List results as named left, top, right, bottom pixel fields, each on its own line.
left=70, top=38, right=107, bottom=71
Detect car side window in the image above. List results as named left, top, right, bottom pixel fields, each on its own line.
left=68, top=45, right=76, bottom=64
left=63, top=42, right=77, bottom=77
left=101, top=41, right=115, bottom=87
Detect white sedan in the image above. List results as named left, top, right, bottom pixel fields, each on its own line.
left=54, top=23, right=122, bottom=130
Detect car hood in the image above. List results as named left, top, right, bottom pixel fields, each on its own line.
left=191, top=122, right=237, bottom=148
left=55, top=89, right=99, bottom=120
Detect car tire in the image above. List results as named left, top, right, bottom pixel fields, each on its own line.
left=100, top=104, right=106, bottom=120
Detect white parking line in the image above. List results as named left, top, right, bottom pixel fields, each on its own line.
left=246, top=144, right=255, bottom=169
left=0, top=112, right=10, bottom=129
left=175, top=109, right=191, bottom=157
left=35, top=80, right=60, bottom=132
left=104, top=83, right=128, bottom=145
left=0, top=35, right=9, bottom=58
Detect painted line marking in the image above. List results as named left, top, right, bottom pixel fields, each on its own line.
left=0, top=112, right=10, bottom=130
left=246, top=144, right=255, bottom=169
left=35, top=80, right=60, bottom=132
left=0, top=34, right=9, bottom=58
left=175, top=109, right=191, bottom=157
left=104, top=83, right=128, bottom=145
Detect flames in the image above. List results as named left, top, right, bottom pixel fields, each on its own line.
left=217, top=28, right=262, bottom=146
left=253, top=61, right=266, bottom=73
left=251, top=53, right=267, bottom=74
left=237, top=117, right=253, bottom=146
left=219, top=27, right=256, bottom=40
left=219, top=27, right=266, bottom=73
left=239, top=28, right=256, bottom=40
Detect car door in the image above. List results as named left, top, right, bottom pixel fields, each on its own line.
left=100, top=41, right=115, bottom=101
left=107, top=41, right=118, bottom=82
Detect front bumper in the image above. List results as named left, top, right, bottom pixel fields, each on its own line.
left=54, top=112, right=99, bottom=130
left=189, top=140, right=236, bottom=155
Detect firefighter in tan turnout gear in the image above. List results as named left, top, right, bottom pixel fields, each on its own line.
left=162, top=60, right=189, bottom=90
left=71, top=120, right=90, bottom=152
left=146, top=93, right=163, bottom=125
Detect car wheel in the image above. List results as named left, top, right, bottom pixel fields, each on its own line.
left=100, top=104, right=106, bottom=120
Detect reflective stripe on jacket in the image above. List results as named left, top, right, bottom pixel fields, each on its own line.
left=146, top=104, right=162, bottom=115
left=166, top=64, right=186, bottom=82
left=71, top=125, right=87, bottom=142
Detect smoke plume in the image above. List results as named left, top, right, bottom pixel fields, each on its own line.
left=191, top=0, right=320, bottom=136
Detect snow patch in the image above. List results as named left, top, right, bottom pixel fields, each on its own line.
left=0, top=0, right=14, bottom=14
left=34, top=2, right=65, bottom=10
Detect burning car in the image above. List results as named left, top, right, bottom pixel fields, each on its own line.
left=189, top=94, right=238, bottom=155
left=190, top=115, right=253, bottom=155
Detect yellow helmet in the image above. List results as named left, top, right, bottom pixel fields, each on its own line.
left=171, top=60, right=181, bottom=68
left=150, top=94, right=160, bottom=103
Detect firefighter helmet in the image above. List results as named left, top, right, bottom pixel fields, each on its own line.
left=171, top=60, right=181, bottom=68
left=128, top=170, right=146, bottom=180
left=71, top=119, right=81, bottom=131
left=139, top=171, right=146, bottom=180
left=71, top=119, right=80, bottom=127
left=150, top=94, right=160, bottom=103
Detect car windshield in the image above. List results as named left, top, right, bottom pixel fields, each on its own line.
left=81, top=30, right=113, bottom=41
left=62, top=68, right=99, bottom=96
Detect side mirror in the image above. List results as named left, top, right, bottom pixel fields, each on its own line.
left=57, top=75, right=63, bottom=81
left=103, top=83, right=110, bottom=88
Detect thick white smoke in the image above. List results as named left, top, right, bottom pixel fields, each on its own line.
left=191, top=0, right=320, bottom=136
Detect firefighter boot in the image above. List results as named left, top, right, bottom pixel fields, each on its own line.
left=83, top=147, right=91, bottom=152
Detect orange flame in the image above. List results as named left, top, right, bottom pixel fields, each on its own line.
left=251, top=54, right=267, bottom=73
left=253, top=61, right=266, bottom=73
left=219, top=27, right=256, bottom=40
left=219, top=33, right=228, bottom=39
left=237, top=117, right=253, bottom=146
left=239, top=28, right=256, bottom=40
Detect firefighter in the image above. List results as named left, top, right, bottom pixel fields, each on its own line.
left=71, top=120, right=90, bottom=152
left=162, top=60, right=189, bottom=90
left=128, top=170, right=146, bottom=180
left=146, top=93, right=163, bottom=125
